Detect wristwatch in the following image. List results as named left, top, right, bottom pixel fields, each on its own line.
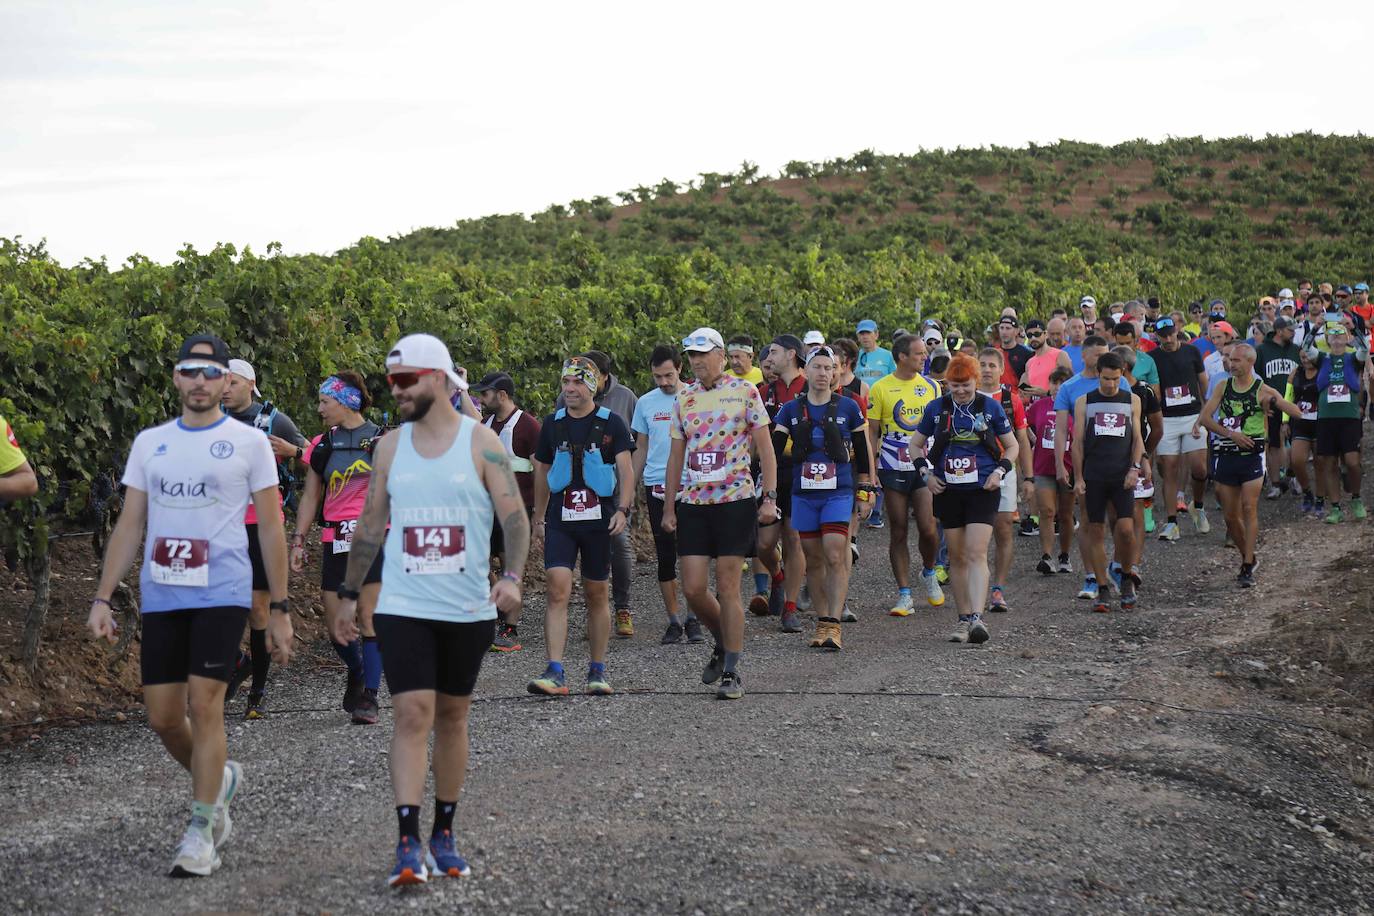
left=762, top=489, right=778, bottom=501
left=295, top=445, right=304, bottom=461
left=269, top=599, right=290, bottom=614
left=336, top=584, right=361, bottom=601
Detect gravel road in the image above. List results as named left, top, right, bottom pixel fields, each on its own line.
left=3, top=495, right=1373, bottom=914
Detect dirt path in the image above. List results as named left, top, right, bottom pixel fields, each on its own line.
left=3, top=493, right=1373, bottom=914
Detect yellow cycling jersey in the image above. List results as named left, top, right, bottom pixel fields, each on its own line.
left=866, top=372, right=941, bottom=436
left=0, top=415, right=26, bottom=476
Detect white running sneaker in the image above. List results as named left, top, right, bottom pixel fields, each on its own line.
left=212, top=760, right=242, bottom=850
left=923, top=571, right=945, bottom=607
left=170, top=828, right=221, bottom=878
left=1190, top=506, right=1211, bottom=533
left=889, top=592, right=916, bottom=617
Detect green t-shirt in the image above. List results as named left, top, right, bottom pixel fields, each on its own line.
left=1317, top=352, right=1363, bottom=419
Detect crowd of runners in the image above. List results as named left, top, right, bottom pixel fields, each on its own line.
left=0, top=282, right=1364, bottom=887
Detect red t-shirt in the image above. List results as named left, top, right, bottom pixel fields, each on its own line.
left=1026, top=397, right=1072, bottom=478
left=488, top=409, right=542, bottom=509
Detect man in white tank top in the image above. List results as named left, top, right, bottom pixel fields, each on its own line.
left=332, top=334, right=529, bottom=888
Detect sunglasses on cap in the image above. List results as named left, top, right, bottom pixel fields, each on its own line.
left=176, top=361, right=227, bottom=380
left=386, top=368, right=440, bottom=389
left=681, top=334, right=720, bottom=349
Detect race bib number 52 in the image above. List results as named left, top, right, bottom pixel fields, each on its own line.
left=150, top=537, right=209, bottom=587
left=402, top=525, right=466, bottom=575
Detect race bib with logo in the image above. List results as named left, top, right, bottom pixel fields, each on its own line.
left=402, top=525, right=466, bottom=575
left=688, top=450, right=728, bottom=482
left=650, top=484, right=667, bottom=500
left=150, top=537, right=210, bottom=587
left=1134, top=474, right=1155, bottom=499
left=944, top=454, right=978, bottom=485
left=881, top=433, right=916, bottom=471
left=1299, top=400, right=1317, bottom=420
left=561, top=488, right=603, bottom=522
left=1039, top=420, right=1057, bottom=450
left=1164, top=385, right=1194, bottom=408
left=1220, top=416, right=1242, bottom=432
left=1328, top=383, right=1351, bottom=403
left=1093, top=412, right=1127, bottom=437
left=332, top=519, right=356, bottom=554
left=799, top=461, right=838, bottom=490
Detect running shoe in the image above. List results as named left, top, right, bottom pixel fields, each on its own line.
left=1300, top=493, right=1314, bottom=514
left=1237, top=563, right=1255, bottom=588
left=923, top=569, right=945, bottom=607
left=1289, top=476, right=1303, bottom=496
left=352, top=689, right=379, bottom=725
left=1352, top=498, right=1367, bottom=520
left=780, top=608, right=803, bottom=633
left=1264, top=484, right=1282, bottom=500
left=866, top=514, right=885, bottom=530
left=224, top=651, right=251, bottom=707
left=527, top=665, right=569, bottom=696
left=211, top=760, right=242, bottom=850
left=968, top=614, right=990, bottom=644
left=889, top=592, right=916, bottom=617
left=426, top=830, right=471, bottom=878
left=489, top=621, right=522, bottom=652
left=702, top=644, right=725, bottom=685
left=768, top=580, right=785, bottom=617
left=1018, top=517, right=1039, bottom=537
left=1158, top=521, right=1181, bottom=542
left=748, top=593, right=770, bottom=617
left=948, top=615, right=973, bottom=643
left=390, top=836, right=428, bottom=887
left=244, top=690, right=267, bottom=720
left=585, top=668, right=613, bottom=696
left=1057, top=554, right=1073, bottom=574
left=169, top=827, right=220, bottom=878
left=935, top=565, right=949, bottom=585
left=614, top=609, right=634, bottom=638
left=1108, top=563, right=1124, bottom=593
left=343, top=666, right=364, bottom=714
left=987, top=587, right=1010, bottom=613
left=1143, top=506, right=1155, bottom=534
left=1092, top=600, right=1110, bottom=614
left=1076, top=577, right=1099, bottom=600
left=1190, top=506, right=1211, bottom=534
left=716, top=671, right=744, bottom=700
left=661, top=620, right=685, bottom=644
left=683, top=617, right=706, bottom=644
left=1325, top=505, right=1344, bottom=525
left=1312, top=499, right=1326, bottom=520
left=841, top=605, right=858, bottom=623
left=1036, top=554, right=1055, bottom=576
left=810, top=620, right=842, bottom=650
left=1120, top=588, right=1137, bottom=611
left=850, top=540, right=860, bottom=564
left=798, top=585, right=812, bottom=611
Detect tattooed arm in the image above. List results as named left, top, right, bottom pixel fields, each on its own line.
left=476, top=424, right=529, bottom=620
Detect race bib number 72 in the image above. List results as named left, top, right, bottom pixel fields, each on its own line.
left=150, top=537, right=209, bottom=587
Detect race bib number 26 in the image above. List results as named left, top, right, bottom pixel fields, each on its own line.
left=333, top=519, right=356, bottom=554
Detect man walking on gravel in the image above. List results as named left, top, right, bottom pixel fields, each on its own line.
left=87, top=333, right=293, bottom=878
left=332, top=333, right=529, bottom=887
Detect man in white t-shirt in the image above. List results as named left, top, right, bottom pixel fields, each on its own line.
left=88, top=333, right=292, bottom=878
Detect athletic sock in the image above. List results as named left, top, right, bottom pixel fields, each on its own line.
left=754, top=572, right=769, bottom=595
left=668, top=613, right=683, bottom=627
left=397, top=805, right=421, bottom=841
left=249, top=627, right=270, bottom=692
left=771, top=571, right=784, bottom=586
left=1167, top=515, right=1177, bottom=524
left=190, top=801, right=216, bottom=842
left=331, top=638, right=364, bottom=676
left=899, top=586, right=912, bottom=597
left=722, top=651, right=741, bottom=675
left=784, top=601, right=797, bottom=613
left=819, top=616, right=840, bottom=623
left=432, top=799, right=457, bottom=838
left=588, top=661, right=606, bottom=678
left=546, top=660, right=565, bottom=677
left=1193, top=500, right=1204, bottom=509
left=361, top=635, right=383, bottom=692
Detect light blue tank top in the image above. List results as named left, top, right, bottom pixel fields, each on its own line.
left=376, top=418, right=496, bottom=623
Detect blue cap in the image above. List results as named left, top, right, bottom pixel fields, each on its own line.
left=1354, top=282, right=1369, bottom=292
left=1337, top=284, right=1353, bottom=294
left=856, top=319, right=877, bottom=334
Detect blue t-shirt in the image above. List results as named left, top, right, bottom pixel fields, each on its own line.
left=1054, top=373, right=1100, bottom=414
left=1192, top=337, right=1217, bottom=358
left=1062, top=345, right=1084, bottom=373
left=916, top=395, right=1012, bottom=489
left=773, top=396, right=866, bottom=491
left=630, top=387, right=682, bottom=488
left=856, top=347, right=897, bottom=386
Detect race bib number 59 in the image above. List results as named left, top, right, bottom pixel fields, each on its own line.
left=402, top=525, right=466, bottom=575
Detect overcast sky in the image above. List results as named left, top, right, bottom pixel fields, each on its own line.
left=1, top=0, right=1366, bottom=266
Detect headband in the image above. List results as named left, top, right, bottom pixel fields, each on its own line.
left=561, top=357, right=600, bottom=394
left=320, top=376, right=363, bottom=411
left=726, top=344, right=753, bottom=355
left=805, top=345, right=836, bottom=366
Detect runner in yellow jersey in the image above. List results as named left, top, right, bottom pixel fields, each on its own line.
left=866, top=334, right=945, bottom=614
left=0, top=413, right=38, bottom=503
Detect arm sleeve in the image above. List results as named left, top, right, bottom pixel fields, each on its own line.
left=770, top=427, right=790, bottom=457
left=851, top=425, right=871, bottom=474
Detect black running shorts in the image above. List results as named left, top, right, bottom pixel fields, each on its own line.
left=1084, top=478, right=1134, bottom=524
left=373, top=615, right=495, bottom=696
left=1211, top=452, right=1265, bottom=488
left=931, top=487, right=1000, bottom=530
left=140, top=606, right=250, bottom=686
left=1315, top=417, right=1362, bottom=457
left=676, top=499, right=758, bottom=558
left=321, top=545, right=384, bottom=592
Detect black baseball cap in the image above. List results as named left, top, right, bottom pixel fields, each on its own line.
left=1272, top=316, right=1293, bottom=331
left=177, top=333, right=230, bottom=367
left=471, top=371, right=515, bottom=396
left=1154, top=317, right=1177, bottom=333
left=1025, top=319, right=1046, bottom=331
left=771, top=334, right=805, bottom=356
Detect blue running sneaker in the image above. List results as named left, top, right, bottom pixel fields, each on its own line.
left=426, top=830, right=471, bottom=878
left=1076, top=576, right=1099, bottom=600
left=390, top=836, right=428, bottom=887
left=1108, top=563, right=1124, bottom=593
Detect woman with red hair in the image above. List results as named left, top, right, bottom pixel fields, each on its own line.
left=908, top=354, right=1021, bottom=644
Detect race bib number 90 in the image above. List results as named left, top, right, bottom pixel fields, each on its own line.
left=944, top=454, right=978, bottom=485
left=402, top=525, right=466, bottom=575
left=150, top=537, right=209, bottom=587
left=333, top=519, right=356, bottom=554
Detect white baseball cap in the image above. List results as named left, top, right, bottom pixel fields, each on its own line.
left=386, top=333, right=467, bottom=390
left=803, top=330, right=825, bottom=346
left=1079, top=295, right=1097, bottom=308
left=921, top=328, right=943, bottom=345
left=1278, top=288, right=1294, bottom=299
left=681, top=327, right=725, bottom=352
left=227, top=359, right=261, bottom=397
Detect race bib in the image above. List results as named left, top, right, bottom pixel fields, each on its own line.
left=402, top=525, right=466, bottom=575
left=799, top=461, right=838, bottom=490
left=150, top=537, right=209, bottom=587
left=650, top=484, right=666, bottom=500
left=944, top=454, right=978, bottom=485
left=1220, top=416, right=1241, bottom=432
left=1134, top=474, right=1155, bottom=499
left=561, top=488, right=603, bottom=522
left=1328, top=383, right=1351, bottom=403
left=1300, top=400, right=1317, bottom=420
left=882, top=433, right=916, bottom=471
left=1093, top=411, right=1127, bottom=437
left=1164, top=385, right=1194, bottom=407
left=332, top=519, right=356, bottom=554
left=688, top=450, right=728, bottom=482
left=1039, top=421, right=1057, bottom=450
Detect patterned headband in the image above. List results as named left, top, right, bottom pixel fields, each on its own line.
left=320, top=375, right=363, bottom=411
